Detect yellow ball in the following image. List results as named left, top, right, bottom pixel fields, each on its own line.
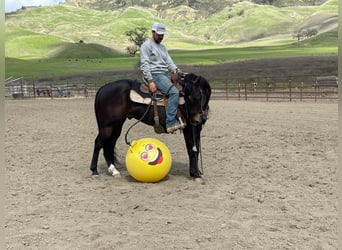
left=125, top=138, right=172, bottom=183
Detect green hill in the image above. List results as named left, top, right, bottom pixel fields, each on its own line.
left=5, top=0, right=338, bottom=59
left=63, top=0, right=334, bottom=13
left=49, top=42, right=121, bottom=58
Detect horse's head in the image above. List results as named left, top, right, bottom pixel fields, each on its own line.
left=181, top=73, right=211, bottom=126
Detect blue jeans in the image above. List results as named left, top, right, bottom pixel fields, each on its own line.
left=152, top=73, right=179, bottom=128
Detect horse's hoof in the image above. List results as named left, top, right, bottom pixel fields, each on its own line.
left=194, top=177, right=205, bottom=185
left=108, top=164, right=121, bottom=177
left=112, top=173, right=121, bottom=178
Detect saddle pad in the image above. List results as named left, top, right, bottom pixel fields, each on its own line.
left=130, top=90, right=185, bottom=106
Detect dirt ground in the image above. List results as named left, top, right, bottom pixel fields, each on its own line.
left=5, top=98, right=338, bottom=249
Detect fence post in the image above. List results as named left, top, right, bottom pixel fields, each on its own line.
left=225, top=82, right=228, bottom=100
left=238, top=82, right=241, bottom=100
left=244, top=82, right=247, bottom=100
left=266, top=81, right=269, bottom=102
left=33, top=79, right=36, bottom=99
left=67, top=80, right=69, bottom=98
left=300, top=81, right=303, bottom=101
left=50, top=83, right=53, bottom=99
left=84, top=83, right=89, bottom=98
left=288, top=79, right=292, bottom=102
left=20, top=78, right=24, bottom=98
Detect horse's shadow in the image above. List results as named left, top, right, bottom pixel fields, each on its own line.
left=168, top=161, right=189, bottom=177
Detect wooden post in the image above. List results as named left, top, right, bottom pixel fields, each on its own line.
left=300, top=81, right=303, bottom=101
left=238, top=82, right=241, bottom=100
left=225, top=82, right=228, bottom=100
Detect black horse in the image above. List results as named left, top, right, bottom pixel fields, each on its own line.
left=90, top=73, right=211, bottom=183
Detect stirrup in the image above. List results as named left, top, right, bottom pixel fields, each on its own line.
left=166, top=118, right=186, bottom=133
left=178, top=117, right=186, bottom=128
left=166, top=123, right=183, bottom=133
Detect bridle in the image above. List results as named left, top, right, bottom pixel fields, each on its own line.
left=180, top=74, right=209, bottom=127
left=196, top=87, right=209, bottom=125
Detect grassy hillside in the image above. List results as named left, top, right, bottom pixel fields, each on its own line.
left=64, top=0, right=333, bottom=12
left=5, top=0, right=337, bottom=59
left=5, top=5, right=158, bottom=58
left=49, top=42, right=121, bottom=58
left=5, top=30, right=337, bottom=79
left=4, top=0, right=338, bottom=80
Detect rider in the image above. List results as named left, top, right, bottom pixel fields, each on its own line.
left=140, top=22, right=185, bottom=133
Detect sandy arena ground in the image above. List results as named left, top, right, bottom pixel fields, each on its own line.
left=5, top=98, right=338, bottom=249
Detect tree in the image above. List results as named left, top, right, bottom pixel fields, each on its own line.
left=306, top=28, right=318, bottom=38
left=293, top=28, right=318, bottom=42
left=126, top=45, right=138, bottom=56
left=125, top=27, right=148, bottom=49
left=293, top=30, right=303, bottom=41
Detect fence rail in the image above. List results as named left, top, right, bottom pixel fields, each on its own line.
left=5, top=77, right=338, bottom=102
left=211, top=81, right=338, bottom=101
left=5, top=80, right=97, bottom=99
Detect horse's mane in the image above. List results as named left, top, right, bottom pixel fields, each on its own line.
left=184, top=73, right=211, bottom=100
left=199, top=75, right=211, bottom=97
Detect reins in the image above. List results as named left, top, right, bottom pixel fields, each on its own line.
left=124, top=97, right=152, bottom=146
left=191, top=126, right=204, bottom=176
left=124, top=90, right=168, bottom=146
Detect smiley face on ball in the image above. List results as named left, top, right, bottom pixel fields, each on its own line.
left=140, top=143, right=163, bottom=165
left=126, top=138, right=172, bottom=182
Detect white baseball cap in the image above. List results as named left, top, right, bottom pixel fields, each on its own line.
left=151, top=22, right=166, bottom=35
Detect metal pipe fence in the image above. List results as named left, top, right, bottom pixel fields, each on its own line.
left=5, top=78, right=97, bottom=99
left=5, top=76, right=338, bottom=102
left=210, top=78, right=338, bottom=102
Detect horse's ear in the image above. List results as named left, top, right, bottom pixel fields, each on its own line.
left=184, top=73, right=200, bottom=84
left=183, top=73, right=192, bottom=83
left=193, top=75, right=201, bottom=84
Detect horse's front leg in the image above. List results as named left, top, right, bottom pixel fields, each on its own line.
left=183, top=126, right=204, bottom=183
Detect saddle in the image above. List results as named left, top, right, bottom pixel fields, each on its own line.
left=129, top=78, right=185, bottom=106
left=129, top=78, right=185, bottom=134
